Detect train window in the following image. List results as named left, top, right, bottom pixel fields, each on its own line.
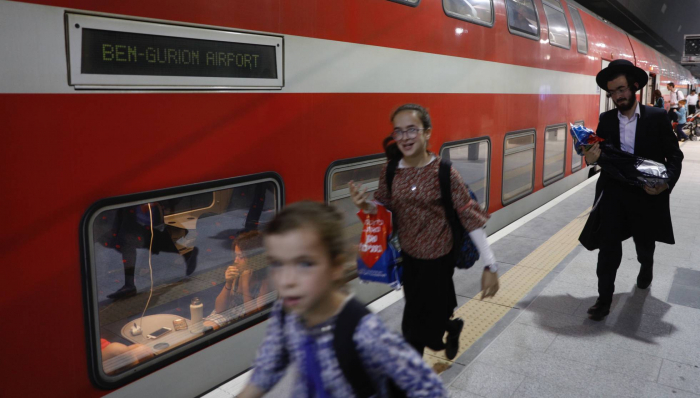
left=440, top=138, right=491, bottom=209
left=326, top=156, right=387, bottom=269
left=503, top=130, right=536, bottom=204
left=388, top=0, right=420, bottom=6
left=542, top=0, right=570, bottom=50
left=568, top=6, right=588, bottom=54
left=505, top=0, right=540, bottom=40
left=443, top=0, right=494, bottom=27
left=82, top=174, right=282, bottom=388
left=572, top=121, right=584, bottom=171
left=543, top=124, right=566, bottom=185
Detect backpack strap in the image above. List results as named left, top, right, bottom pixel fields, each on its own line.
left=438, top=160, right=462, bottom=254
left=333, top=298, right=376, bottom=398
left=386, top=159, right=399, bottom=197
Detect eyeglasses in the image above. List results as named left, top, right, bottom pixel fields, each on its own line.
left=391, top=127, right=425, bottom=140
left=608, top=85, right=631, bottom=97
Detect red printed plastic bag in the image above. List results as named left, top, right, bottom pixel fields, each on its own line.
left=356, top=204, right=402, bottom=289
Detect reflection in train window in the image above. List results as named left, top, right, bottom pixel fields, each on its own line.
left=505, top=0, right=540, bottom=40
left=572, top=121, right=584, bottom=171
left=542, top=0, right=570, bottom=50
left=568, top=6, right=588, bottom=54
left=85, top=177, right=280, bottom=384
left=326, top=156, right=386, bottom=269
left=441, top=139, right=490, bottom=209
left=503, top=130, right=536, bottom=204
left=543, top=124, right=567, bottom=185
left=443, top=0, right=494, bottom=27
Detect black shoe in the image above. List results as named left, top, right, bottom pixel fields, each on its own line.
left=587, top=299, right=610, bottom=321
left=185, top=247, right=199, bottom=276
left=637, top=267, right=653, bottom=290
left=445, top=318, right=464, bottom=360
left=107, top=285, right=137, bottom=300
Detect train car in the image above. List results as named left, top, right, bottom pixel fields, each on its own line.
left=0, top=0, right=696, bottom=396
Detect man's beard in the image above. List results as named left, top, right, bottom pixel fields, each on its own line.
left=616, top=95, right=636, bottom=111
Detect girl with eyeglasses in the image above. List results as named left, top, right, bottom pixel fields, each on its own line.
left=349, top=104, right=499, bottom=360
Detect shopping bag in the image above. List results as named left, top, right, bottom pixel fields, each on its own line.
left=356, top=204, right=403, bottom=290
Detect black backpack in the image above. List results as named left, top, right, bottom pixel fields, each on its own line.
left=386, top=158, right=480, bottom=269
left=280, top=298, right=405, bottom=397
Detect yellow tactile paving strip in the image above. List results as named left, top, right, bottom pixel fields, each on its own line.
left=424, top=208, right=591, bottom=371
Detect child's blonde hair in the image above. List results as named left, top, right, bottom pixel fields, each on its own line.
left=264, top=201, right=346, bottom=263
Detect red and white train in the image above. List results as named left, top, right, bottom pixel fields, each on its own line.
left=0, top=0, right=696, bottom=396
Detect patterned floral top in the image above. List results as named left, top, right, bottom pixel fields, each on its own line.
left=249, top=300, right=447, bottom=397
left=373, top=155, right=490, bottom=260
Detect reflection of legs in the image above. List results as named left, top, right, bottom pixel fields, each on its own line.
left=633, top=236, right=655, bottom=289
left=108, top=244, right=137, bottom=300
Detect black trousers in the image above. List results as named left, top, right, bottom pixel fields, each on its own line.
left=689, top=104, right=696, bottom=115
left=597, top=236, right=655, bottom=304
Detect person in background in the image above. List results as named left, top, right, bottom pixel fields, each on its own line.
left=237, top=201, right=447, bottom=398
left=651, top=89, right=664, bottom=108
left=686, top=89, right=698, bottom=115
left=349, top=104, right=499, bottom=360
left=667, top=82, right=684, bottom=122
left=674, top=99, right=689, bottom=142
left=100, top=339, right=153, bottom=375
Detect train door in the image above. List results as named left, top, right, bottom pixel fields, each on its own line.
left=645, top=73, right=656, bottom=105
left=599, top=60, right=613, bottom=114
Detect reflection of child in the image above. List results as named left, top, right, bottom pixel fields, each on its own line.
left=100, top=339, right=154, bottom=375
left=238, top=201, right=446, bottom=398
left=204, top=231, right=270, bottom=329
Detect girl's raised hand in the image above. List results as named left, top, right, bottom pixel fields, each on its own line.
left=348, top=181, right=375, bottom=213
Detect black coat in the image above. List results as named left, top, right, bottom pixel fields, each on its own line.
left=579, top=104, right=684, bottom=250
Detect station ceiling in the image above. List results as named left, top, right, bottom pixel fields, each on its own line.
left=576, top=0, right=700, bottom=77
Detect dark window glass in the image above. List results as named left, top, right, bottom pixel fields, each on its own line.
left=87, top=179, right=279, bottom=381
left=543, top=0, right=570, bottom=49
left=506, top=0, right=540, bottom=39
left=568, top=6, right=587, bottom=54
left=441, top=140, right=490, bottom=209
left=443, top=0, right=494, bottom=26
left=503, top=131, right=535, bottom=204
left=543, top=124, right=566, bottom=184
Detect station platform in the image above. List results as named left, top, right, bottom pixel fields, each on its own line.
left=204, top=142, right=700, bottom=398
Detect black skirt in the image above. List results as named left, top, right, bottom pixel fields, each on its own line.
left=400, top=252, right=457, bottom=351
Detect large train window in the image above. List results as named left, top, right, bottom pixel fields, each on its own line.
left=388, top=0, right=420, bottom=6
left=572, top=121, right=584, bottom=171
left=502, top=130, right=536, bottom=205
left=543, top=124, right=567, bottom=185
left=81, top=174, right=282, bottom=388
left=443, top=0, right=495, bottom=27
left=542, top=0, right=570, bottom=50
left=325, top=155, right=387, bottom=269
left=440, top=138, right=491, bottom=209
left=505, top=0, right=540, bottom=41
left=568, top=6, right=588, bottom=54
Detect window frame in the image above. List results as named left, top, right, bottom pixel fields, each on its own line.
left=80, top=172, right=284, bottom=389
left=504, top=0, right=541, bottom=42
left=325, top=154, right=387, bottom=203
left=442, top=0, right=496, bottom=28
left=542, top=0, right=571, bottom=50
left=502, top=129, right=537, bottom=206
left=439, top=136, right=492, bottom=210
left=571, top=120, right=584, bottom=172
left=387, top=0, right=421, bottom=7
left=542, top=123, right=567, bottom=186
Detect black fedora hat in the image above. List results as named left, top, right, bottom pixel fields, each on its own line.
left=596, top=59, right=648, bottom=91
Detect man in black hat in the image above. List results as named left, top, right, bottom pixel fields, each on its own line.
left=580, top=59, right=683, bottom=321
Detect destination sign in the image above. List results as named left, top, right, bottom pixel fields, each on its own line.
left=81, top=28, right=278, bottom=79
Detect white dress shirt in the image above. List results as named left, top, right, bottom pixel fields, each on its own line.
left=670, top=89, right=685, bottom=109
left=687, top=94, right=698, bottom=106
left=618, top=102, right=640, bottom=154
